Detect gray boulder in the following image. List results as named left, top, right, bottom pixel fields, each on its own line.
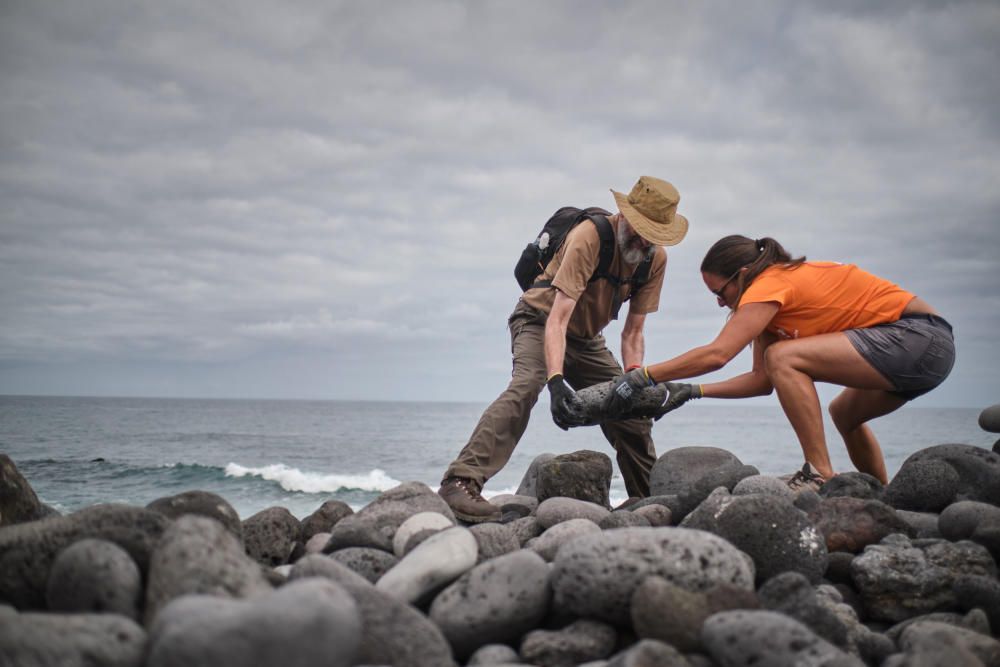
left=467, top=643, right=521, bottom=665
left=243, top=506, right=301, bottom=567
left=0, top=503, right=169, bottom=609
left=757, top=572, right=852, bottom=650
left=515, top=453, right=556, bottom=497
left=0, top=453, right=45, bottom=527
left=536, top=496, right=610, bottom=528
left=46, top=538, right=142, bottom=620
left=953, top=575, right=1000, bottom=633
left=650, top=446, right=743, bottom=496
left=980, top=403, right=1000, bottom=433
left=673, top=464, right=760, bottom=520
left=939, top=500, right=1000, bottom=560
left=506, top=515, right=542, bottom=547
left=299, top=499, right=353, bottom=543
left=895, top=510, right=942, bottom=539
left=328, top=547, right=399, bottom=583
left=681, top=488, right=827, bottom=584
left=146, top=490, right=243, bottom=540
left=551, top=527, right=755, bottom=625
left=430, top=549, right=551, bottom=659
left=392, top=511, right=454, bottom=557
left=890, top=444, right=1000, bottom=507
left=520, top=619, right=617, bottom=667
left=469, top=521, right=522, bottom=563
left=606, top=639, right=690, bottom=667
left=145, top=514, right=272, bottom=623
left=632, top=503, right=672, bottom=527
left=631, top=575, right=758, bottom=653
left=529, top=518, right=602, bottom=562
left=884, top=458, right=961, bottom=512
left=147, top=578, right=361, bottom=667
left=701, top=610, right=863, bottom=667
left=893, top=620, right=1000, bottom=666
left=326, top=481, right=455, bottom=552
left=536, top=450, right=613, bottom=507
left=0, top=608, right=146, bottom=667
left=375, top=526, right=477, bottom=604
left=851, top=534, right=998, bottom=622
left=817, top=472, right=884, bottom=501
left=599, top=510, right=650, bottom=529
left=806, top=496, right=913, bottom=553
left=732, top=474, right=794, bottom=498
left=290, top=554, right=457, bottom=667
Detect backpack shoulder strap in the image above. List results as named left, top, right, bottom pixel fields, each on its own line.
left=586, top=213, right=617, bottom=284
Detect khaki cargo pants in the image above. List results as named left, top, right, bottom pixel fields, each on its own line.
left=444, top=301, right=657, bottom=497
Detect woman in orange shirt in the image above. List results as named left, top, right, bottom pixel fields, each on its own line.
left=604, top=234, right=955, bottom=490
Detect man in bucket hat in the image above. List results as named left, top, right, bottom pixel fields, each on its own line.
left=438, top=176, right=689, bottom=522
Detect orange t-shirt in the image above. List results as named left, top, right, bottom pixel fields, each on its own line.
left=738, top=262, right=914, bottom=339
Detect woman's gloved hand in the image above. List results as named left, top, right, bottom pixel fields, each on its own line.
left=653, top=382, right=703, bottom=420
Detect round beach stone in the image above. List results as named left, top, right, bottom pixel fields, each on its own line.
left=701, top=610, right=862, bottom=667
left=0, top=503, right=169, bottom=610
left=290, top=555, right=456, bottom=667
left=529, top=518, right=602, bottom=562
left=649, top=446, right=743, bottom=496
left=673, top=464, right=760, bottom=520
left=681, top=489, right=827, bottom=584
left=536, top=496, right=610, bottom=528
left=430, top=549, right=551, bottom=660
left=304, top=532, right=330, bottom=554
left=979, top=403, right=1000, bottom=433
left=631, top=575, right=758, bottom=653
left=325, top=481, right=456, bottom=552
left=520, top=619, right=618, bottom=667
left=469, top=521, right=522, bottom=562
left=392, top=511, right=454, bottom=557
left=299, top=499, right=353, bottom=543
left=327, top=547, right=398, bottom=583
left=551, top=526, right=755, bottom=625
left=0, top=609, right=147, bottom=667
left=145, top=514, right=272, bottom=624
left=536, top=449, right=613, bottom=507
left=0, top=453, right=45, bottom=527
left=632, top=503, right=672, bottom=527
left=953, top=575, right=1000, bottom=634
left=505, top=515, right=542, bottom=546
left=757, top=572, right=851, bottom=650
left=806, top=496, right=913, bottom=553
left=146, top=490, right=243, bottom=540
left=817, top=472, right=884, bottom=500
left=375, top=526, right=477, bottom=604
left=46, top=538, right=142, bottom=619
left=599, top=510, right=650, bottom=529
left=466, top=643, right=521, bottom=665
left=892, top=444, right=1000, bottom=507
left=939, top=500, right=1000, bottom=559
left=605, top=639, right=687, bottom=667
left=147, top=577, right=361, bottom=667
left=895, top=510, right=942, bottom=538
left=884, top=458, right=961, bottom=512
left=897, top=620, right=1000, bottom=666
left=731, top=474, right=794, bottom=498
left=488, top=493, right=539, bottom=515
left=850, top=534, right=998, bottom=622
left=243, top=506, right=301, bottom=567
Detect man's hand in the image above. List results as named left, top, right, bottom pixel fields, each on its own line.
left=653, top=382, right=703, bottom=420
left=603, top=367, right=653, bottom=419
left=547, top=374, right=584, bottom=430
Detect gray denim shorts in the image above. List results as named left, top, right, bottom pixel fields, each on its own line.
left=844, top=313, right=955, bottom=400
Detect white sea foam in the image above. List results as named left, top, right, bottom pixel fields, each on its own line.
left=224, top=463, right=401, bottom=493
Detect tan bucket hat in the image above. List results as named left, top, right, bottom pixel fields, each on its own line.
left=611, top=176, right=688, bottom=246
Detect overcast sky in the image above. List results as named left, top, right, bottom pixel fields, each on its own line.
left=1, top=0, right=998, bottom=408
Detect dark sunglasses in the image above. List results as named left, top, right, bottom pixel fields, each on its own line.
left=711, top=267, right=743, bottom=298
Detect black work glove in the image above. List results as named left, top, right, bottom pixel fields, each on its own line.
left=653, top=382, right=703, bottom=421
left=547, top=374, right=584, bottom=430
left=603, top=367, right=653, bottom=419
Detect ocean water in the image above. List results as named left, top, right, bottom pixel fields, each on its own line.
left=1, top=395, right=994, bottom=520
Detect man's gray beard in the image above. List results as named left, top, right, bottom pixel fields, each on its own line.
left=618, top=237, right=647, bottom=265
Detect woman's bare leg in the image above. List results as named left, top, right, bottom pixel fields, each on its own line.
left=829, top=388, right=907, bottom=484
left=764, top=333, right=898, bottom=481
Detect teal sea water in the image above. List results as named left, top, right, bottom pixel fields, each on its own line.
left=1, top=395, right=994, bottom=520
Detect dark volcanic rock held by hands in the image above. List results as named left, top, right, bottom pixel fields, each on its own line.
left=0, top=503, right=168, bottom=609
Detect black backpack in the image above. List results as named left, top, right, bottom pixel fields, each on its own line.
left=513, top=206, right=653, bottom=320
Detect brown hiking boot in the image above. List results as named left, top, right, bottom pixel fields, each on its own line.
left=785, top=462, right=828, bottom=494
left=438, top=477, right=501, bottom=524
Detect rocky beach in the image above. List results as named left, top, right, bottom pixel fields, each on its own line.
left=2, top=405, right=1000, bottom=667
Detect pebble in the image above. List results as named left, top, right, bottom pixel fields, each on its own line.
left=529, top=517, right=602, bottom=562
left=375, top=525, right=477, bottom=604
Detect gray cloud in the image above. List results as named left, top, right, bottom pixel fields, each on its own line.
left=1, top=0, right=998, bottom=405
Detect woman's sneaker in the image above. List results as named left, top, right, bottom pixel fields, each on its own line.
left=438, top=477, right=501, bottom=523
left=785, top=462, right=827, bottom=493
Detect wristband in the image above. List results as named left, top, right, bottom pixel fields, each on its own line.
left=625, top=364, right=642, bottom=372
